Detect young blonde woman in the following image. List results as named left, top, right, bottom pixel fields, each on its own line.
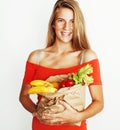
left=19, top=0, right=104, bottom=130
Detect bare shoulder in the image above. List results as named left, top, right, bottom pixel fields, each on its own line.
left=84, top=49, right=98, bottom=62
left=27, top=49, right=40, bottom=64
left=27, top=48, right=48, bottom=64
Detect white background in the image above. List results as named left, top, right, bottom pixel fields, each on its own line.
left=0, top=0, right=120, bottom=130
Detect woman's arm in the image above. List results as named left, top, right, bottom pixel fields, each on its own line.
left=77, top=84, right=104, bottom=121
left=19, top=83, right=37, bottom=113
left=75, top=49, right=104, bottom=121
left=19, top=50, right=39, bottom=114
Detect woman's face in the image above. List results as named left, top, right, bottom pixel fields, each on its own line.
left=53, top=7, right=74, bottom=44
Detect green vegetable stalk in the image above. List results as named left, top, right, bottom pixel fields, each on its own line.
left=71, top=64, right=94, bottom=85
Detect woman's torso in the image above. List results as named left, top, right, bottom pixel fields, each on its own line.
left=31, top=63, right=87, bottom=130
left=30, top=49, right=87, bottom=130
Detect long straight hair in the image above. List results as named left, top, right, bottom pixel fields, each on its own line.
left=46, top=0, right=91, bottom=50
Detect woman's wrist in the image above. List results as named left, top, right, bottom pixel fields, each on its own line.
left=32, top=104, right=38, bottom=117
left=32, top=112, right=37, bottom=117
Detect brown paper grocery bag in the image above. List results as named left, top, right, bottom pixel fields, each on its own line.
left=37, top=83, right=86, bottom=126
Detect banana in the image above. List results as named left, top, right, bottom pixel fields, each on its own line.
left=28, top=85, right=57, bottom=94
left=28, top=80, right=58, bottom=95
left=30, top=80, right=54, bottom=88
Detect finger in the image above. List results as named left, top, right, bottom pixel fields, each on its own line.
left=59, top=100, right=73, bottom=110
left=43, top=113, right=58, bottom=119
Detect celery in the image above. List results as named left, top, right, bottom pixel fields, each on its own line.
left=72, top=64, right=94, bottom=85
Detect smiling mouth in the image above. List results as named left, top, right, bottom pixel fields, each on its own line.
left=61, top=31, right=71, bottom=37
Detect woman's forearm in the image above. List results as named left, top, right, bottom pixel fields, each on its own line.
left=79, top=100, right=104, bottom=121
left=19, top=95, right=37, bottom=113
left=19, top=83, right=37, bottom=113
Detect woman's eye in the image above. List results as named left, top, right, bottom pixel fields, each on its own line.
left=58, top=19, right=64, bottom=22
left=71, top=20, right=74, bottom=24
left=70, top=20, right=74, bottom=27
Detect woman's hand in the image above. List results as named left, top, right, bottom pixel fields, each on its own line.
left=40, top=100, right=82, bottom=125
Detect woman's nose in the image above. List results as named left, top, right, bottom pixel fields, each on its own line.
left=63, top=22, right=71, bottom=30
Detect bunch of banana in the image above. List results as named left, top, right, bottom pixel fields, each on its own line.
left=28, top=80, right=58, bottom=94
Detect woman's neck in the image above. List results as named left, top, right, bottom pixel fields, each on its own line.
left=51, top=41, right=74, bottom=54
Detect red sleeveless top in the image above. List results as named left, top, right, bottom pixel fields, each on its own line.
left=23, top=59, right=102, bottom=130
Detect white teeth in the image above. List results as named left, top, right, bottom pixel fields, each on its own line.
left=62, top=32, right=70, bottom=36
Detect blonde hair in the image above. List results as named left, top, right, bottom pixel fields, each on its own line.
left=46, top=0, right=90, bottom=50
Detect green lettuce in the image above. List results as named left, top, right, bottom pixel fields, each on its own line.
left=72, top=64, right=94, bottom=85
